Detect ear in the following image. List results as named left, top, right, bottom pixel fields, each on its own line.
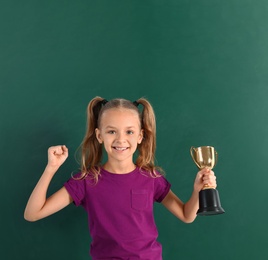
left=95, top=128, right=103, bottom=144
left=137, top=129, right=144, bottom=144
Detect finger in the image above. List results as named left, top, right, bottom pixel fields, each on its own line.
left=48, top=146, right=57, bottom=155
left=50, top=145, right=65, bottom=155
left=57, top=145, right=68, bottom=155
left=203, top=174, right=216, bottom=182
left=203, top=175, right=217, bottom=186
left=61, top=145, right=68, bottom=155
left=203, top=171, right=215, bottom=178
left=203, top=169, right=215, bottom=177
left=199, top=167, right=210, bottom=175
left=208, top=170, right=215, bottom=176
left=197, top=169, right=209, bottom=181
left=196, top=171, right=204, bottom=181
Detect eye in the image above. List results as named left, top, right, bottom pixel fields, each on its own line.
left=127, top=130, right=134, bottom=135
left=108, top=130, right=116, bottom=134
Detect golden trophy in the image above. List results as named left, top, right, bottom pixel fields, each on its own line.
left=190, top=146, right=225, bottom=216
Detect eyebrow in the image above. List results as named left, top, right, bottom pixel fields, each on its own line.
left=105, top=126, right=137, bottom=129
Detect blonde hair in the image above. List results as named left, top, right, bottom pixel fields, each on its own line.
left=77, top=96, right=163, bottom=182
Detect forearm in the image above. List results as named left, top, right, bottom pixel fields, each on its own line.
left=183, top=190, right=199, bottom=223
left=24, top=165, right=59, bottom=221
left=183, top=167, right=217, bottom=222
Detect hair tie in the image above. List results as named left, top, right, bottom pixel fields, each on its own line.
left=102, top=99, right=108, bottom=106
left=133, top=101, right=139, bottom=107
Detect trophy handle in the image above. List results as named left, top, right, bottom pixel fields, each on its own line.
left=214, top=150, right=218, bottom=167
left=190, top=146, right=201, bottom=168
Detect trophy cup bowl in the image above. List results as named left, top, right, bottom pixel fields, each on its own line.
left=190, top=146, right=225, bottom=216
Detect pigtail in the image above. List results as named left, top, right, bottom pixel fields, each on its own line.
left=79, top=96, right=106, bottom=181
left=135, top=98, right=162, bottom=176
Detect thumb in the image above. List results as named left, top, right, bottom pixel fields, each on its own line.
left=61, top=145, right=68, bottom=154
left=49, top=145, right=68, bottom=156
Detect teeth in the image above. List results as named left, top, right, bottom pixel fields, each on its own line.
left=114, top=147, right=127, bottom=151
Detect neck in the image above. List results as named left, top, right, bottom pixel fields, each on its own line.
left=103, top=161, right=136, bottom=174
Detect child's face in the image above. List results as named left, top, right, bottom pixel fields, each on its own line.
left=95, top=108, right=143, bottom=165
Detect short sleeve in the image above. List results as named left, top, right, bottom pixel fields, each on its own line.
left=64, top=173, right=86, bottom=206
left=154, top=175, right=171, bottom=203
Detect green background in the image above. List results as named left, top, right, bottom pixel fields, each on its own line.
left=1, top=1, right=267, bottom=259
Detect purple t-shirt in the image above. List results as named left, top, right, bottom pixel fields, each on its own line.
left=64, top=167, right=171, bottom=260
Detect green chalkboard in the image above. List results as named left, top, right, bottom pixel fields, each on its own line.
left=1, top=1, right=268, bottom=259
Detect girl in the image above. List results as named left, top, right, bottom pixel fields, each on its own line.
left=24, top=97, right=217, bottom=259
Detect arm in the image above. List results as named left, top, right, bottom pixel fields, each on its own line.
left=162, top=168, right=216, bottom=223
left=24, top=145, right=73, bottom=222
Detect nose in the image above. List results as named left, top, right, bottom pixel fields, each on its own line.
left=115, top=131, right=127, bottom=143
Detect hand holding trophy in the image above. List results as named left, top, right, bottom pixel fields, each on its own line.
left=190, top=146, right=225, bottom=216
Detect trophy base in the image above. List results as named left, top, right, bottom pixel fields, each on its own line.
left=197, top=189, right=225, bottom=216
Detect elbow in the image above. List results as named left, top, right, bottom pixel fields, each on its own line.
left=24, top=214, right=36, bottom=222
left=24, top=217, right=38, bottom=222
left=181, top=212, right=197, bottom=224
left=181, top=204, right=197, bottom=224
left=183, top=218, right=195, bottom=224
left=184, top=215, right=197, bottom=224
left=24, top=215, right=39, bottom=222
left=24, top=211, right=39, bottom=222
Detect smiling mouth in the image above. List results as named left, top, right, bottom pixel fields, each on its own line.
left=113, top=147, right=129, bottom=151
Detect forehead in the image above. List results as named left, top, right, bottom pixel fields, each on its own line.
left=100, top=108, right=140, bottom=128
